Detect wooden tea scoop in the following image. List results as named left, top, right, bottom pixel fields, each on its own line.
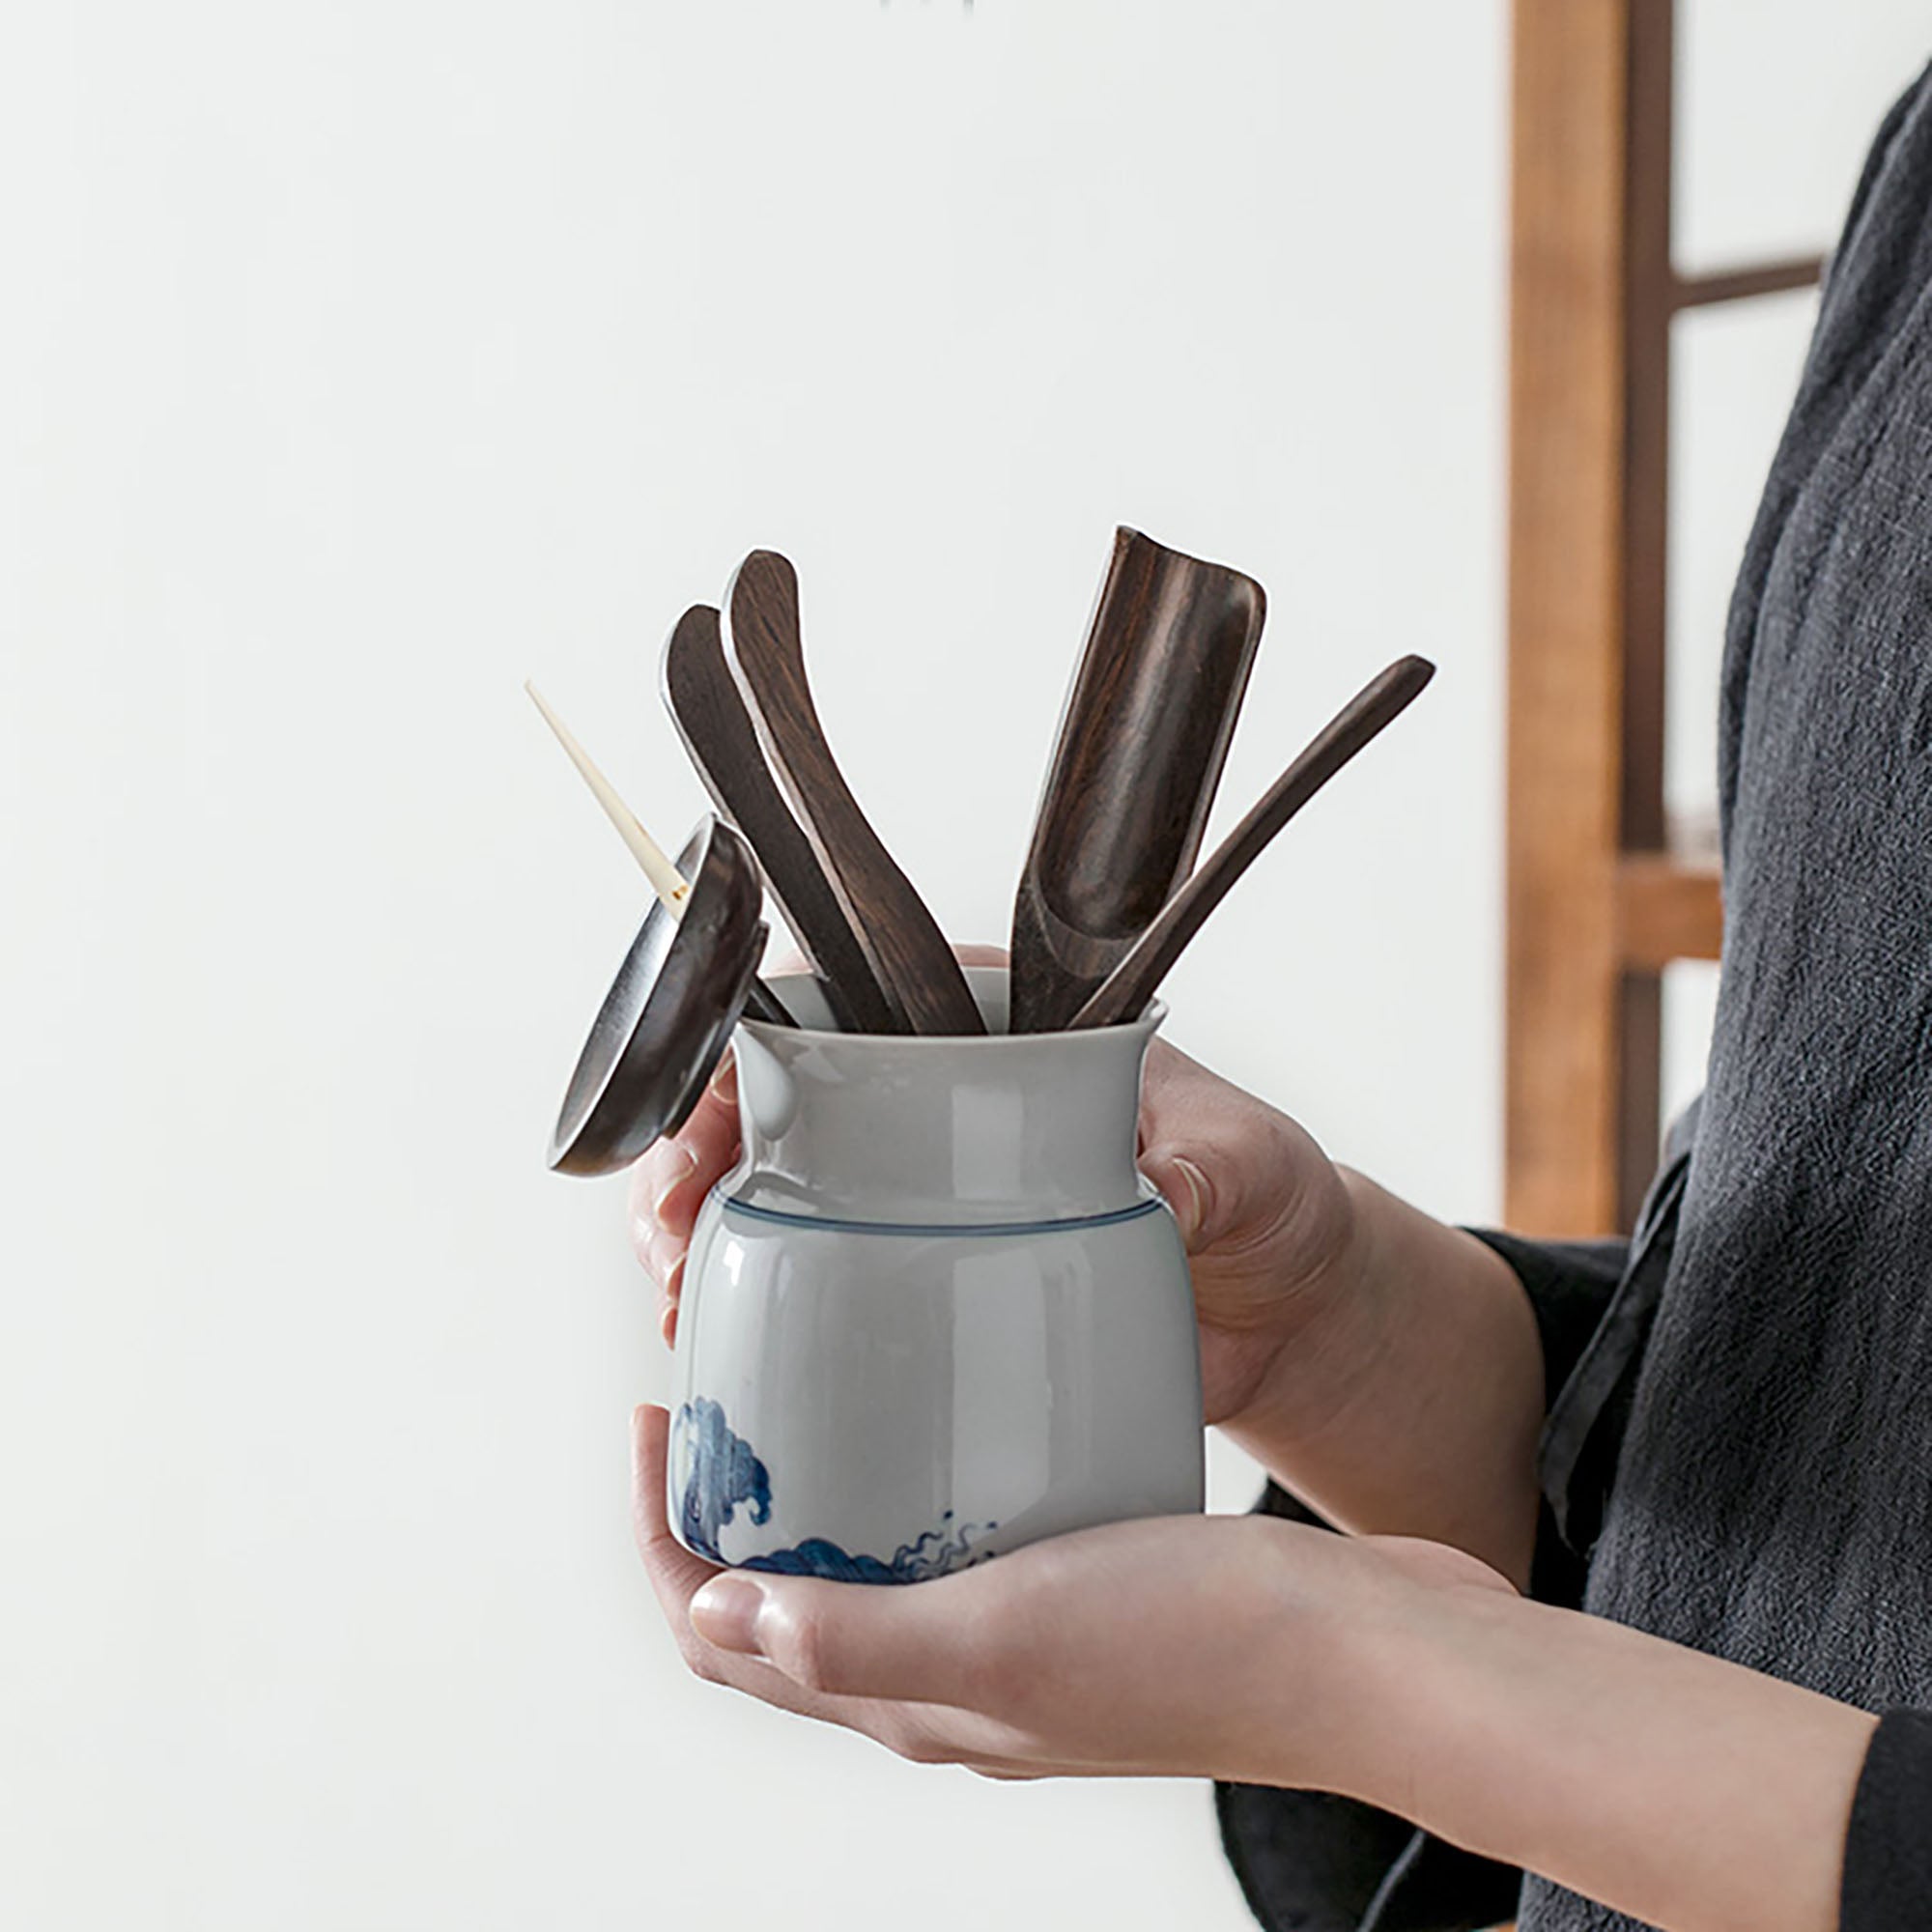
left=1068, top=655, right=1436, bottom=1030
left=724, top=549, right=983, bottom=1036
left=661, top=605, right=896, bottom=1035
left=526, top=683, right=793, bottom=1028
left=1009, top=527, right=1266, bottom=1032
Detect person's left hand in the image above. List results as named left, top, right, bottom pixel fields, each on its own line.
left=633, top=1406, right=1513, bottom=1788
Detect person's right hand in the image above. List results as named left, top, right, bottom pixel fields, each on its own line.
left=630, top=1006, right=1362, bottom=1432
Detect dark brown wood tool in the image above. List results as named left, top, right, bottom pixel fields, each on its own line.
left=1069, top=655, right=1436, bottom=1030
left=1009, top=527, right=1266, bottom=1032
left=548, top=816, right=781, bottom=1177
left=723, top=549, right=984, bottom=1036
left=661, top=604, right=896, bottom=1035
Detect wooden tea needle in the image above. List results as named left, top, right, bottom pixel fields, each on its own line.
left=526, top=681, right=690, bottom=914
left=526, top=681, right=794, bottom=1026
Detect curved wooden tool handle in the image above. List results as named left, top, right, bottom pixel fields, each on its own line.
left=724, top=550, right=984, bottom=1036
left=1068, top=656, right=1436, bottom=1030
left=661, top=605, right=896, bottom=1035
left=1009, top=526, right=1266, bottom=1032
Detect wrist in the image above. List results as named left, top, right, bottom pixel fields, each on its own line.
left=1355, top=1581, right=1876, bottom=1932
left=1221, top=1173, right=1545, bottom=1587
left=1244, top=1523, right=1496, bottom=1804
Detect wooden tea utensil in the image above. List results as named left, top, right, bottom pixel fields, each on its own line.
left=724, top=549, right=984, bottom=1036
left=661, top=605, right=896, bottom=1035
left=526, top=682, right=793, bottom=1028
left=547, top=814, right=776, bottom=1175
left=1068, top=655, right=1436, bottom=1030
left=1009, top=527, right=1266, bottom=1033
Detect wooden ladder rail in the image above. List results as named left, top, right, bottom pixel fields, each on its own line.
left=1505, top=0, right=1821, bottom=1239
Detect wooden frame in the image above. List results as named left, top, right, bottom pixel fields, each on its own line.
left=1505, top=0, right=1820, bottom=1236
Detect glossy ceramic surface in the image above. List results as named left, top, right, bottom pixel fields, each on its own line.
left=667, top=969, right=1206, bottom=1578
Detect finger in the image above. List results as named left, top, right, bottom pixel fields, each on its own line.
left=669, top=1051, right=739, bottom=1187
left=628, top=1148, right=692, bottom=1269
left=951, top=943, right=1009, bottom=967
left=687, top=1565, right=1000, bottom=1707
left=632, top=1408, right=967, bottom=1735
left=1137, top=1050, right=1316, bottom=1258
left=628, top=1065, right=741, bottom=1280
left=1139, top=1150, right=1211, bottom=1250
left=632, top=1406, right=830, bottom=1708
left=632, top=1405, right=720, bottom=1599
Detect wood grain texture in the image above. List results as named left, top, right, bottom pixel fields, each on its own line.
left=1506, top=0, right=1634, bottom=1236
left=1507, top=0, right=1783, bottom=1235
left=1621, top=0, right=1672, bottom=861
left=723, top=550, right=984, bottom=1037
left=661, top=604, right=896, bottom=1034
left=1009, top=527, right=1266, bottom=1033
left=1069, top=657, right=1434, bottom=1031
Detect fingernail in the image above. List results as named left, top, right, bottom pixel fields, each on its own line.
left=1155, top=1156, right=1208, bottom=1243
left=651, top=1144, right=697, bottom=1217
left=691, top=1576, right=767, bottom=1656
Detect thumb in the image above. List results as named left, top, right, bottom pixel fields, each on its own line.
left=1138, top=1048, right=1328, bottom=1264
left=688, top=1571, right=986, bottom=1705
left=1141, top=1152, right=1211, bottom=1249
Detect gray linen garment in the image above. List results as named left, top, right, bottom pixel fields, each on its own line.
left=1217, top=60, right=1932, bottom=1932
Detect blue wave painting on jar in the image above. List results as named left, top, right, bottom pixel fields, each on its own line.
left=671, top=1398, right=996, bottom=1583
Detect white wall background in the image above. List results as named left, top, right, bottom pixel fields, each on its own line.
left=1, top=5, right=1922, bottom=1928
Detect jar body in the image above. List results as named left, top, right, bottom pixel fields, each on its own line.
left=667, top=970, right=1206, bottom=1580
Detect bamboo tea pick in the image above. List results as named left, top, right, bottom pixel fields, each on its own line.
left=526, top=682, right=690, bottom=914
left=526, top=681, right=796, bottom=1030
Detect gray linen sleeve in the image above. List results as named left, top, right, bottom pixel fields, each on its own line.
left=1480, top=1099, right=1702, bottom=1573
left=1841, top=1710, right=1932, bottom=1928
left=1463, top=1232, right=1630, bottom=1406
left=1463, top=1229, right=1642, bottom=1606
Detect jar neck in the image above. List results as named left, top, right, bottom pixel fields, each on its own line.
left=727, top=1001, right=1161, bottom=1225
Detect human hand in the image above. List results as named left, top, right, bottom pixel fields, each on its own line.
left=1132, top=1038, right=1358, bottom=1425
left=639, top=1409, right=1875, bottom=1932
left=632, top=1404, right=1511, bottom=1786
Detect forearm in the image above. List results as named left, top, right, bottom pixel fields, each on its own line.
left=1334, top=1581, right=1876, bottom=1932
left=1223, top=1169, right=1546, bottom=1588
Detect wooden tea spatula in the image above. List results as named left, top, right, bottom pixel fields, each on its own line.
left=661, top=603, right=897, bottom=1035
left=1068, top=655, right=1436, bottom=1030
left=1009, top=527, right=1266, bottom=1032
left=724, top=549, right=983, bottom=1036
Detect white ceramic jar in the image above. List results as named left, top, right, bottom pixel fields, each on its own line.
left=667, top=968, right=1205, bottom=1580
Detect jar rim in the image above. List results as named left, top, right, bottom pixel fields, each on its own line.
left=741, top=965, right=1165, bottom=1048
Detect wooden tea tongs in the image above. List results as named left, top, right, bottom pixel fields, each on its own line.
left=659, top=550, right=983, bottom=1037
left=661, top=604, right=899, bottom=1036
